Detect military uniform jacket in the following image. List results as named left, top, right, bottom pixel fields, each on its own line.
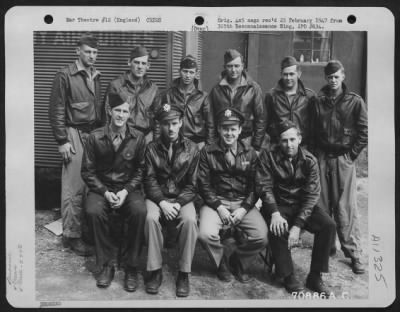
left=256, top=146, right=321, bottom=228
left=105, top=71, right=159, bottom=134
left=198, top=139, right=258, bottom=211
left=265, top=79, right=317, bottom=146
left=313, top=83, right=368, bottom=160
left=207, top=72, right=266, bottom=150
left=155, top=78, right=210, bottom=143
left=81, top=126, right=146, bottom=195
left=144, top=135, right=200, bottom=207
left=49, top=62, right=105, bottom=145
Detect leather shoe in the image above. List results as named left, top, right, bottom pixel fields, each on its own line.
left=217, top=256, right=233, bottom=282
left=176, top=271, right=190, bottom=297
left=229, top=253, right=250, bottom=283
left=284, top=274, right=304, bottom=293
left=351, top=258, right=366, bottom=274
left=146, top=269, right=162, bottom=294
left=124, top=267, right=138, bottom=292
left=96, top=265, right=115, bottom=288
left=63, top=237, right=94, bottom=257
left=306, top=272, right=331, bottom=296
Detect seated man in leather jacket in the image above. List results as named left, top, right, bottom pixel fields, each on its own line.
left=198, top=107, right=268, bottom=284
left=256, top=120, right=336, bottom=295
left=81, top=93, right=147, bottom=292
left=143, top=103, right=200, bottom=297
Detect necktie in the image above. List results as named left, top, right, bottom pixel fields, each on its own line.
left=112, top=133, right=122, bottom=152
left=168, top=143, right=174, bottom=162
left=225, top=149, right=236, bottom=167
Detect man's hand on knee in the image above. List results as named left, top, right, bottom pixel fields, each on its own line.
left=160, top=200, right=179, bottom=220
left=114, top=189, right=128, bottom=209
left=230, top=207, right=247, bottom=225
left=104, top=191, right=119, bottom=208
left=217, top=205, right=231, bottom=225
left=270, top=212, right=288, bottom=237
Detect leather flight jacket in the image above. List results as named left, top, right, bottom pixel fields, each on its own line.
left=156, top=78, right=210, bottom=143
left=105, top=72, right=159, bottom=135
left=207, top=72, right=267, bottom=151
left=198, top=139, right=258, bottom=211
left=313, top=83, right=368, bottom=160
left=256, top=146, right=321, bottom=229
left=49, top=62, right=105, bottom=145
left=81, top=126, right=146, bottom=195
left=265, top=79, right=317, bottom=146
left=144, top=135, right=200, bottom=207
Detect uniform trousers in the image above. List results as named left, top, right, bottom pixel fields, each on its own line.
left=198, top=200, right=268, bottom=270
left=317, top=152, right=362, bottom=259
left=266, top=205, right=336, bottom=278
left=85, top=190, right=147, bottom=268
left=61, top=127, right=88, bottom=238
left=144, top=200, right=198, bottom=273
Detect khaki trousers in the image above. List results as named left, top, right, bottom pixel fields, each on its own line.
left=61, top=127, right=87, bottom=238
left=144, top=199, right=198, bottom=272
left=198, top=200, right=268, bottom=270
left=317, top=152, right=362, bottom=259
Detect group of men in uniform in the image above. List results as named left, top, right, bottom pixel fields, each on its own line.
left=48, top=33, right=368, bottom=297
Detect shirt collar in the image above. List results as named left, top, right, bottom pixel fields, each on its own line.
left=219, top=75, right=248, bottom=88
left=75, top=60, right=100, bottom=78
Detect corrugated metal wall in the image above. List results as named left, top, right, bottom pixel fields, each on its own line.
left=34, top=31, right=186, bottom=168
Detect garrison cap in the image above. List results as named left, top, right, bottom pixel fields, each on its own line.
left=108, top=93, right=127, bottom=109
left=156, top=103, right=184, bottom=121
left=77, top=33, right=98, bottom=48
left=180, top=54, right=198, bottom=69
left=129, top=46, right=148, bottom=61
left=216, top=107, right=245, bottom=126
left=277, top=119, right=299, bottom=135
left=224, top=49, right=242, bottom=64
left=324, top=60, right=345, bottom=76
left=281, top=56, right=298, bottom=70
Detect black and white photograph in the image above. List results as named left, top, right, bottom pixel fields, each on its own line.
left=5, top=6, right=395, bottom=308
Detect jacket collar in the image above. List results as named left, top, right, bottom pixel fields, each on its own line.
left=275, top=78, right=306, bottom=96
left=273, top=145, right=306, bottom=164
left=219, top=71, right=249, bottom=88
left=209, top=138, right=249, bottom=154
left=171, top=77, right=200, bottom=90
left=102, top=123, right=137, bottom=140
left=319, top=82, right=349, bottom=97
left=123, top=71, right=152, bottom=89
left=70, top=60, right=101, bottom=78
left=156, top=132, right=187, bottom=152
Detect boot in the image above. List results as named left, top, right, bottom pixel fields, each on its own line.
left=351, top=258, right=366, bottom=274
left=306, top=272, right=331, bottom=296
left=229, top=252, right=250, bottom=283
left=176, top=271, right=190, bottom=297
left=96, top=264, right=115, bottom=288
left=217, top=256, right=233, bottom=282
left=284, top=273, right=304, bottom=293
left=124, top=266, right=138, bottom=292
left=63, top=237, right=94, bottom=257
left=145, top=269, right=162, bottom=294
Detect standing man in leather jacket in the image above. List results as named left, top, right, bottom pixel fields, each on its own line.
left=155, top=55, right=210, bottom=148
left=207, top=49, right=268, bottom=152
left=144, top=103, right=199, bottom=297
left=265, top=56, right=317, bottom=149
left=313, top=60, right=368, bottom=274
left=49, top=33, right=105, bottom=256
left=198, top=107, right=268, bottom=284
left=105, top=45, right=159, bottom=143
left=256, top=120, right=336, bottom=295
left=81, top=93, right=147, bottom=291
